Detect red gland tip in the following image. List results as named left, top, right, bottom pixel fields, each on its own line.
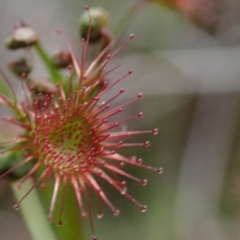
left=113, top=209, right=120, bottom=216
left=119, top=88, right=125, bottom=93
left=58, top=221, right=63, bottom=226
left=13, top=204, right=19, bottom=211
left=136, top=158, right=143, bottom=164
left=156, top=167, right=163, bottom=174
left=141, top=179, right=148, bottom=186
left=117, top=141, right=123, bottom=146
left=85, top=5, right=90, bottom=11
left=141, top=205, right=148, bottom=212
left=138, top=112, right=143, bottom=118
left=97, top=211, right=103, bottom=219
left=137, top=93, right=143, bottom=99
left=125, top=132, right=131, bottom=138
left=121, top=187, right=127, bottom=195
left=67, top=65, right=72, bottom=71
left=128, top=69, right=133, bottom=74
left=121, top=180, right=127, bottom=187
left=103, top=81, right=108, bottom=87
left=129, top=33, right=135, bottom=39
left=152, top=128, right=158, bottom=135
left=143, top=141, right=150, bottom=147
left=92, top=236, right=97, bottom=240
left=119, top=162, right=125, bottom=168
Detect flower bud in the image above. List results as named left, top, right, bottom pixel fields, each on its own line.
left=51, top=51, right=72, bottom=69
left=5, top=24, right=38, bottom=50
left=28, top=78, right=57, bottom=111
left=28, top=78, right=57, bottom=95
left=8, top=58, right=32, bottom=77
left=79, top=7, right=110, bottom=43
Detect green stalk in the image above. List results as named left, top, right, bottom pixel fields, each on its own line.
left=35, top=43, right=63, bottom=84
left=0, top=76, right=11, bottom=98
left=11, top=177, right=57, bottom=240
left=38, top=179, right=86, bottom=240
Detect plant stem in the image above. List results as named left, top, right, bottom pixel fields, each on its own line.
left=35, top=43, right=63, bottom=83
left=11, top=177, right=57, bottom=240
left=38, top=180, right=86, bottom=240
left=0, top=76, right=11, bottom=98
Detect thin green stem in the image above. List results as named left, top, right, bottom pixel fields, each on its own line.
left=11, top=177, right=57, bottom=240
left=0, top=77, right=11, bottom=98
left=35, top=43, right=63, bottom=83
left=38, top=179, right=86, bottom=240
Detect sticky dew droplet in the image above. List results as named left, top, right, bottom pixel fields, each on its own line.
left=119, top=162, right=125, bottom=168
left=121, top=180, right=127, bottom=187
left=141, top=179, right=148, bottom=186
left=136, top=158, right=143, bottom=164
left=13, top=204, right=19, bottom=211
left=156, top=168, right=163, bottom=174
left=152, top=128, right=158, bottom=135
left=137, top=93, right=143, bottom=99
left=97, top=212, right=103, bottom=219
left=121, top=187, right=127, bottom=195
left=113, top=209, right=120, bottom=216
left=141, top=205, right=148, bottom=213
left=92, top=235, right=97, bottom=240
left=143, top=141, right=150, bottom=147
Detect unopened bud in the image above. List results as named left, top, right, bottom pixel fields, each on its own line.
left=28, top=78, right=57, bottom=111
left=8, top=58, right=32, bottom=77
left=51, top=51, right=72, bottom=69
left=5, top=25, right=38, bottom=50
left=28, top=78, right=57, bottom=95
left=79, top=7, right=110, bottom=43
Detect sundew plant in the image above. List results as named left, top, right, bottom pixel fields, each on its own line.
left=0, top=5, right=164, bottom=240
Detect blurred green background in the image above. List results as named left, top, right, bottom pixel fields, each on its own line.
left=1, top=0, right=240, bottom=239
